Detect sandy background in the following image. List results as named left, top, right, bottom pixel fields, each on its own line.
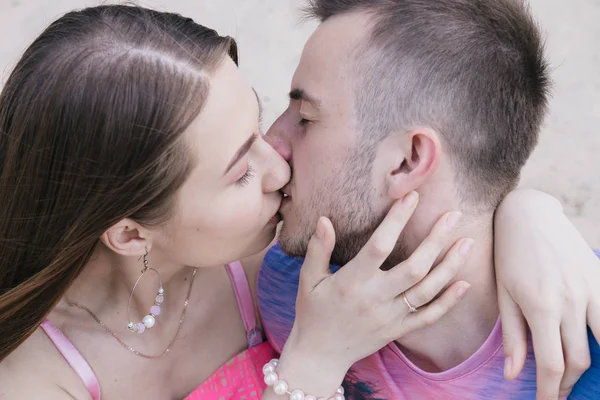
left=0, top=0, right=598, bottom=247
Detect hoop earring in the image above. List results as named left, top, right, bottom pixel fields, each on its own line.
left=127, top=248, right=164, bottom=334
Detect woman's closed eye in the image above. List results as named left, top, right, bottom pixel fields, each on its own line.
left=235, top=165, right=255, bottom=187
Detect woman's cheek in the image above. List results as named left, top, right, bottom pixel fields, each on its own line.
left=232, top=196, right=263, bottom=225
left=211, top=194, right=261, bottom=229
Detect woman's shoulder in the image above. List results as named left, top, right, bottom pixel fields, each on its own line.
left=0, top=327, right=89, bottom=400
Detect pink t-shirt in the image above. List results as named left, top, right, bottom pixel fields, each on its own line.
left=258, top=244, right=600, bottom=399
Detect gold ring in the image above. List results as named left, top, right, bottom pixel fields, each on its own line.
left=402, top=292, right=418, bottom=313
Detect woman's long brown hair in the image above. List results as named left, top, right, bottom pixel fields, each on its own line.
left=0, top=5, right=238, bottom=361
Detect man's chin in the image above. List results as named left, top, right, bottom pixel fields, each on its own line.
left=278, top=231, right=310, bottom=258
left=278, top=233, right=359, bottom=267
left=277, top=213, right=386, bottom=266
left=277, top=221, right=369, bottom=266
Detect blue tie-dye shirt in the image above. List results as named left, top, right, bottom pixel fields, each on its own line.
left=258, top=245, right=600, bottom=399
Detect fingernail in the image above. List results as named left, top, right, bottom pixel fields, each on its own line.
left=315, top=218, right=325, bottom=239
left=456, top=282, right=470, bottom=298
left=504, top=357, right=512, bottom=378
left=459, top=239, right=474, bottom=256
left=445, top=211, right=462, bottom=229
left=403, top=191, right=419, bottom=207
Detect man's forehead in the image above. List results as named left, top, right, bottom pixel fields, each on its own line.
left=292, top=12, right=371, bottom=106
left=305, top=11, right=372, bottom=61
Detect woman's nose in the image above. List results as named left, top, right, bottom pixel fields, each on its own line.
left=263, top=116, right=293, bottom=162
left=261, top=139, right=291, bottom=193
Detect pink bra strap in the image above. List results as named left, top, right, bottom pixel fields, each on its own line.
left=40, top=320, right=102, bottom=400
left=225, top=262, right=262, bottom=348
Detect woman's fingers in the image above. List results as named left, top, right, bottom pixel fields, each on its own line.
left=300, top=217, right=336, bottom=292
left=349, top=192, right=419, bottom=276
left=383, top=211, right=463, bottom=296
left=497, top=284, right=528, bottom=381
left=558, top=311, right=591, bottom=399
left=398, top=237, right=473, bottom=308
left=397, top=280, right=471, bottom=334
left=588, top=301, right=600, bottom=366
left=529, top=320, right=565, bottom=400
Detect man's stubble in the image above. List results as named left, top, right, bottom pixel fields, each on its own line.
left=279, top=147, right=410, bottom=269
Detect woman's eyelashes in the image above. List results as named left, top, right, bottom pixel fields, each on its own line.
left=235, top=165, right=255, bottom=187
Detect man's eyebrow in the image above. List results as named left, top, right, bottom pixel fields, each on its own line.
left=224, top=133, right=259, bottom=175
left=289, top=88, right=321, bottom=111
left=252, top=87, right=264, bottom=125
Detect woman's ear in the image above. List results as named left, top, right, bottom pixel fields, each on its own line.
left=100, top=218, right=152, bottom=257
left=386, top=126, right=441, bottom=199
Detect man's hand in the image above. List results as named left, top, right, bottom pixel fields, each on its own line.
left=495, top=189, right=600, bottom=400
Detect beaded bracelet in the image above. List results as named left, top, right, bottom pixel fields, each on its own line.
left=262, top=358, right=345, bottom=400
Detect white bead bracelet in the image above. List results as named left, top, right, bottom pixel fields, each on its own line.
left=262, top=358, right=345, bottom=400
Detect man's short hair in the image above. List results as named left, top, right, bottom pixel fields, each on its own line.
left=305, top=0, right=550, bottom=208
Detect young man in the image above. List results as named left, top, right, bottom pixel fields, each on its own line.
left=259, top=0, right=600, bottom=398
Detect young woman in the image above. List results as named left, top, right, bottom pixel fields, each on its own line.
left=0, top=6, right=597, bottom=400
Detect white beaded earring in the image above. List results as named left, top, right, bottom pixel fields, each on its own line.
left=126, top=248, right=164, bottom=334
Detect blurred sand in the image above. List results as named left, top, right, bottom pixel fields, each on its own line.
left=0, top=0, right=598, bottom=247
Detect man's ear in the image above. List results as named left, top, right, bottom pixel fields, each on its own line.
left=100, top=218, right=152, bottom=257
left=386, top=127, right=441, bottom=199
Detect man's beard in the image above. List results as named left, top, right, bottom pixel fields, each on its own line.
left=280, top=196, right=410, bottom=268
left=279, top=152, right=411, bottom=269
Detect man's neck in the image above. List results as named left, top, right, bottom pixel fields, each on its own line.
left=395, top=220, right=499, bottom=372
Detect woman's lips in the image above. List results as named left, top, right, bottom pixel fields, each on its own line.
left=280, top=194, right=291, bottom=210
left=268, top=212, right=282, bottom=225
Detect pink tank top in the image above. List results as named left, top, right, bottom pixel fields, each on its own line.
left=40, top=262, right=274, bottom=400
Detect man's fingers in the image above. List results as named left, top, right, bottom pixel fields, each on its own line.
left=392, top=238, right=472, bottom=305
left=558, top=312, right=592, bottom=399
left=351, top=192, right=419, bottom=272
left=497, top=285, right=528, bottom=381
left=300, top=217, right=336, bottom=292
left=398, top=281, right=470, bottom=334
left=530, top=321, right=564, bottom=400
